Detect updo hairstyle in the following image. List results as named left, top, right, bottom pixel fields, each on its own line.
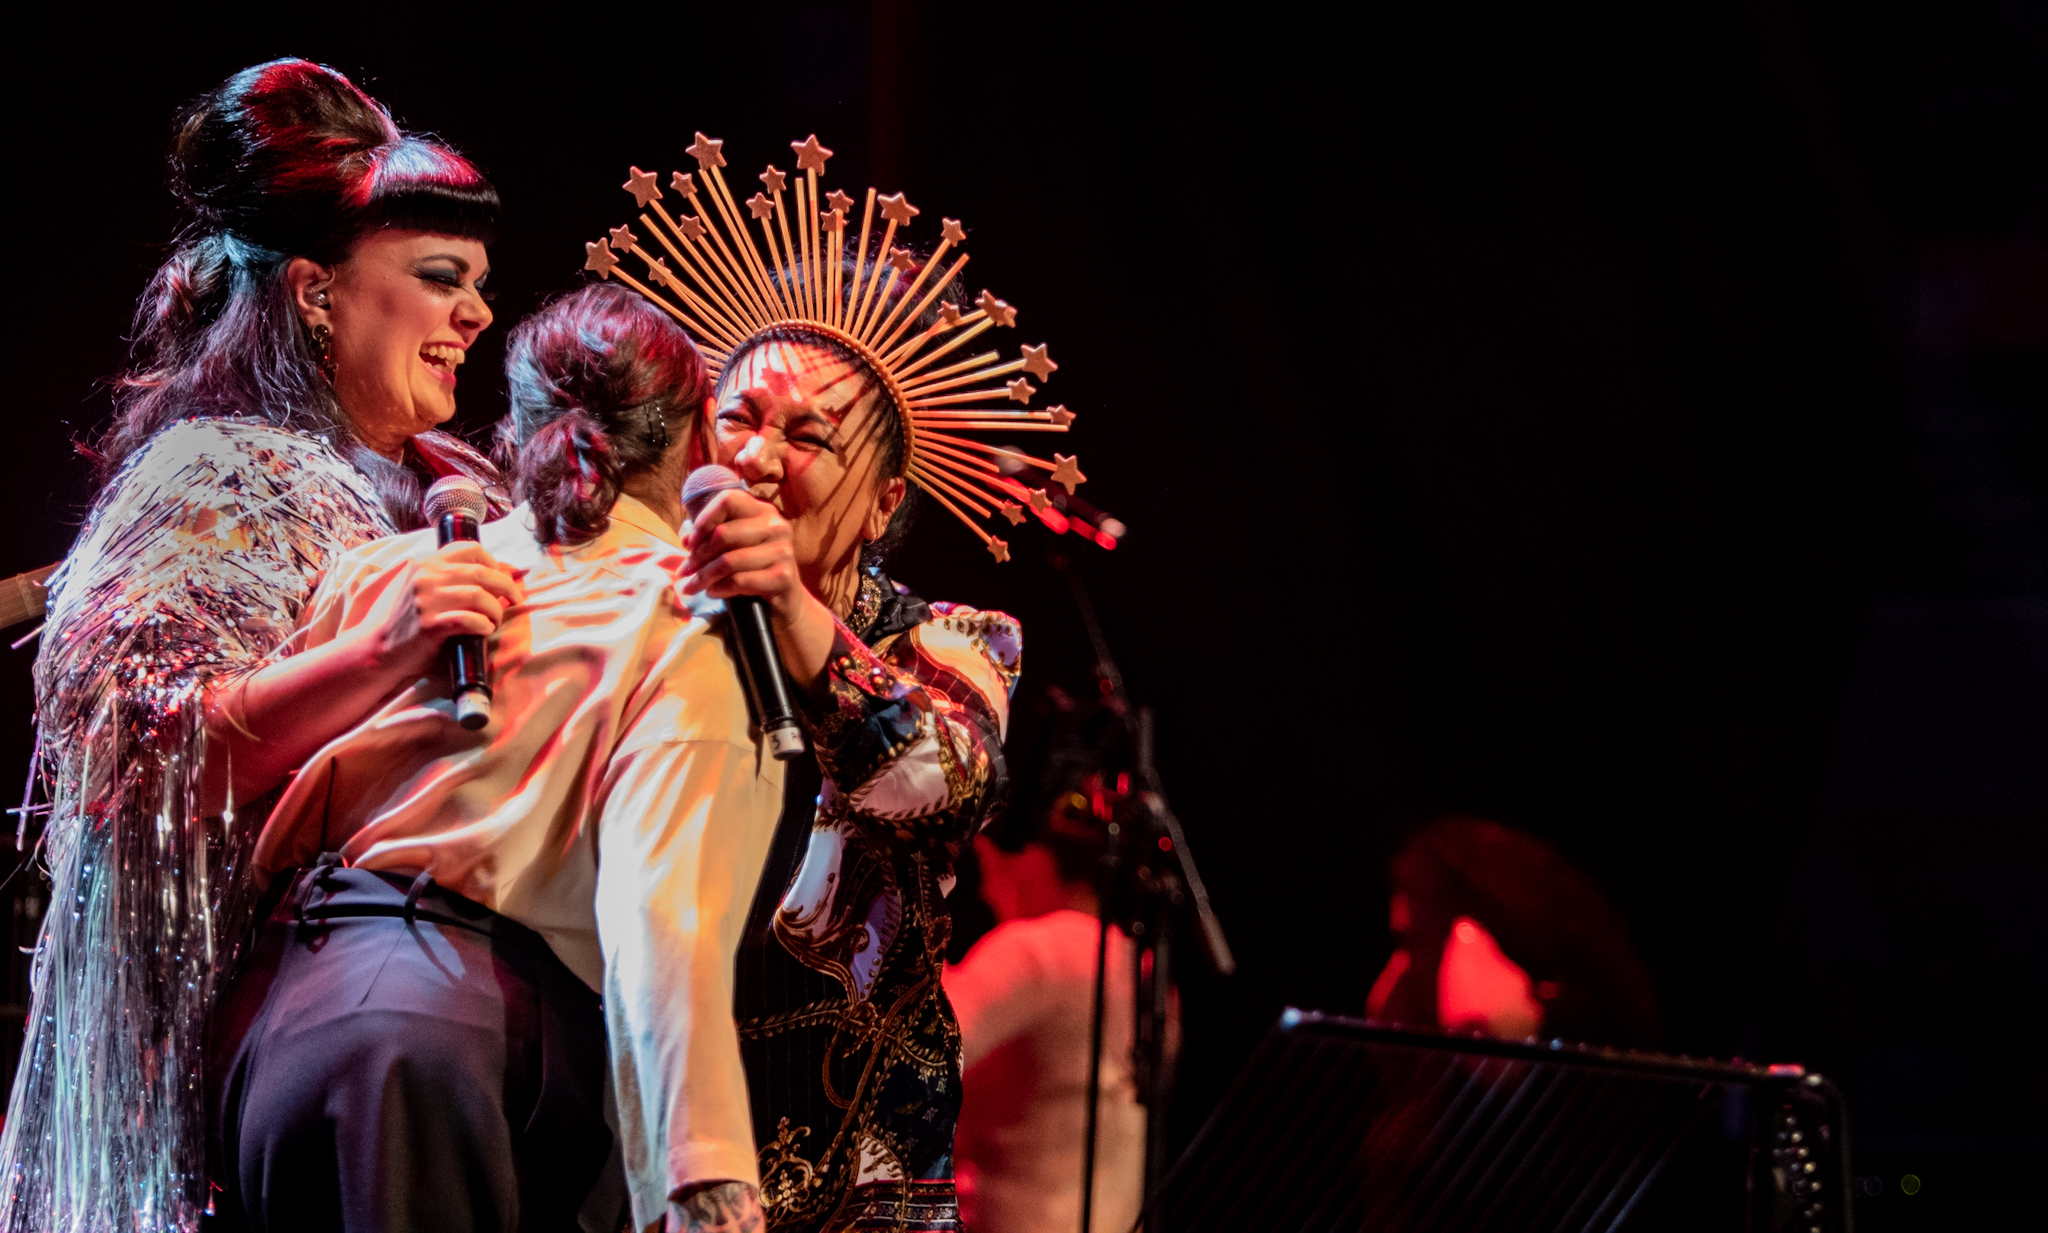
left=97, top=58, right=500, bottom=517
left=502, top=283, right=707, bottom=546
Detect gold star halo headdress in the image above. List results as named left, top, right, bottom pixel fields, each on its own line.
left=582, top=132, right=1084, bottom=562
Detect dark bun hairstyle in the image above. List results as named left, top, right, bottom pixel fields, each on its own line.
left=96, top=58, right=500, bottom=505
left=503, top=283, right=707, bottom=546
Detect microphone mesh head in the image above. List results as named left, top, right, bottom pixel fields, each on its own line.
left=681, top=464, right=745, bottom=518
left=423, top=475, right=489, bottom=523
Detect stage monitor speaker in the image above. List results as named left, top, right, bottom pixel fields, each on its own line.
left=1147, top=1009, right=1850, bottom=1233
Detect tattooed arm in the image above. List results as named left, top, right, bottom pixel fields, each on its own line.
left=657, top=1181, right=764, bottom=1233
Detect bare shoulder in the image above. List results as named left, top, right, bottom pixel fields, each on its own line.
left=970, top=910, right=1103, bottom=974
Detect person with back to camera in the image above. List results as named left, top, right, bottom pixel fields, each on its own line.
left=0, top=59, right=519, bottom=1230
left=944, top=757, right=1181, bottom=1233
left=209, top=281, right=786, bottom=1232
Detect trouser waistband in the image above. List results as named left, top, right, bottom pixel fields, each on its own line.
left=275, top=860, right=570, bottom=977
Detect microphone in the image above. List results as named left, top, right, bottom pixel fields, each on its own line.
left=422, top=476, right=493, bottom=731
left=681, top=465, right=806, bottom=761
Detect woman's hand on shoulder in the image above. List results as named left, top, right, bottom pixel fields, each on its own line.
left=353, top=541, right=525, bottom=680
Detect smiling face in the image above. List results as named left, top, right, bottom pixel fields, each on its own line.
left=293, top=230, right=494, bottom=457
left=705, top=336, right=906, bottom=609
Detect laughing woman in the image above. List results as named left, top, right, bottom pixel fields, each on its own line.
left=0, top=60, right=518, bottom=1229
left=685, top=332, right=1022, bottom=1232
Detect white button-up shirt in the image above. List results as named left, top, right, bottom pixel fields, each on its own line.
left=257, top=494, right=783, bottom=1222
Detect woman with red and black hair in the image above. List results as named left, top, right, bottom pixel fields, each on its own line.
left=1, top=60, right=518, bottom=1229
left=213, top=283, right=785, bottom=1232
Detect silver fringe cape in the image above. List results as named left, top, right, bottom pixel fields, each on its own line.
left=0, top=419, right=391, bottom=1232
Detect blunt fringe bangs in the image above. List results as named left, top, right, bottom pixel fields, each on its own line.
left=360, top=138, right=500, bottom=245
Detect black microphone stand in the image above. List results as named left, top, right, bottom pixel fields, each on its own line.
left=1053, top=552, right=1235, bottom=1233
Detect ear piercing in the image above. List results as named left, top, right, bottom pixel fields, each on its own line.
left=308, top=323, right=335, bottom=380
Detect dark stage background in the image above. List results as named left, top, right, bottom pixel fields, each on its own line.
left=2, top=2, right=2043, bottom=1226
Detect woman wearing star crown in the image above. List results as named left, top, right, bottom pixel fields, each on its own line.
left=591, top=129, right=1099, bottom=1230
left=685, top=327, right=1022, bottom=1233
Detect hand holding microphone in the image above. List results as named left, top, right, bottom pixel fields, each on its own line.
left=344, top=481, right=519, bottom=721
left=680, top=465, right=809, bottom=760
left=423, top=477, right=502, bottom=730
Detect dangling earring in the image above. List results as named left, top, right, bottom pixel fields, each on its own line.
left=308, top=323, right=335, bottom=381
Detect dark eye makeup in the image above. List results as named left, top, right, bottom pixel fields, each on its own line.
left=416, top=262, right=492, bottom=300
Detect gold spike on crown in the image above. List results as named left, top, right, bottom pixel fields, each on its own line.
left=582, top=133, right=1083, bottom=563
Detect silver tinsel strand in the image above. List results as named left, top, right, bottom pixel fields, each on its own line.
left=0, top=419, right=390, bottom=1232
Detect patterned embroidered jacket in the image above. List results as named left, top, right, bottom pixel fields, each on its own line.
left=736, top=569, right=1021, bottom=1233
left=0, top=418, right=505, bottom=1232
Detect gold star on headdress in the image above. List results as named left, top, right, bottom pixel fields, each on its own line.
left=975, top=290, right=1017, bottom=327
left=583, top=135, right=1099, bottom=562
left=1051, top=455, right=1086, bottom=492
left=623, top=167, right=661, bottom=208
left=878, top=192, right=920, bottom=225
left=687, top=132, right=726, bottom=170
left=792, top=134, right=833, bottom=173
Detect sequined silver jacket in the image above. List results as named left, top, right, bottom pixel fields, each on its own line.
left=0, top=418, right=391, bottom=1232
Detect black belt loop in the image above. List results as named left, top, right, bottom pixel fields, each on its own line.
left=295, top=852, right=346, bottom=928
left=402, top=868, right=435, bottom=927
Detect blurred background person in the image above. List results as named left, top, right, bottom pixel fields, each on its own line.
left=1366, top=816, right=1662, bottom=1048
left=946, top=689, right=1177, bottom=1233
